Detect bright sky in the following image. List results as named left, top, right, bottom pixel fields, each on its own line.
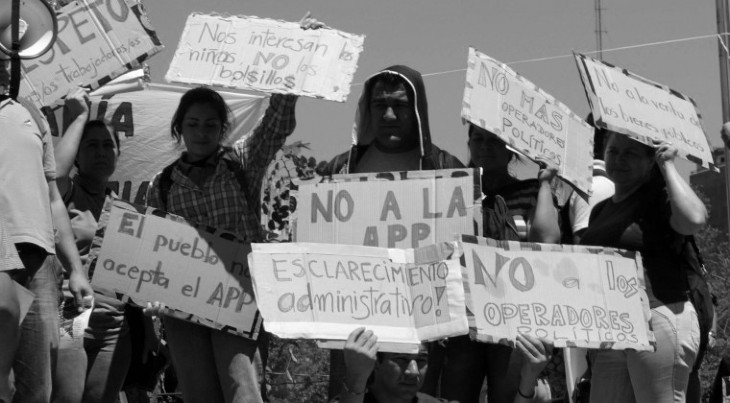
left=143, top=0, right=723, bottom=177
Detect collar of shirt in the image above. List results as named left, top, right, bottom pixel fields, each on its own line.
left=178, top=149, right=220, bottom=174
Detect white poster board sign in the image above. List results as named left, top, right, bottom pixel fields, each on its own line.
left=575, top=53, right=717, bottom=171
left=294, top=168, right=481, bottom=248
left=88, top=199, right=260, bottom=339
left=19, top=0, right=164, bottom=108
left=248, top=241, right=468, bottom=352
left=462, top=48, right=594, bottom=197
left=165, top=13, right=364, bottom=102
left=461, top=235, right=654, bottom=351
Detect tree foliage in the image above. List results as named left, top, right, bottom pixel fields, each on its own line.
left=691, top=186, right=730, bottom=402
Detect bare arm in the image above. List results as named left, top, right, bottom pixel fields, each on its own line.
left=528, top=158, right=560, bottom=243
left=654, top=141, right=707, bottom=235
left=49, top=180, right=93, bottom=307
left=54, top=88, right=90, bottom=195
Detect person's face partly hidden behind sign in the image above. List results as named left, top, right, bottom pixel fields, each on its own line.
left=373, top=351, right=428, bottom=400
left=180, top=102, right=224, bottom=162
left=369, top=79, right=418, bottom=153
left=468, top=124, right=513, bottom=173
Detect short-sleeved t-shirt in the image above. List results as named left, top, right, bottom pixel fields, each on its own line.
left=0, top=98, right=56, bottom=254
left=580, top=180, right=688, bottom=308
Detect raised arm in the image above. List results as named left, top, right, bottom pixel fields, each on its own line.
left=654, top=140, right=707, bottom=235
left=514, top=334, right=553, bottom=403
left=528, top=157, right=561, bottom=243
left=233, top=12, right=326, bottom=193
left=339, top=328, right=378, bottom=403
left=54, top=88, right=90, bottom=195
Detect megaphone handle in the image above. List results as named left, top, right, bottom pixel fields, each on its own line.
left=8, top=0, right=20, bottom=99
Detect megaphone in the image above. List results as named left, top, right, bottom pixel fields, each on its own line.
left=0, top=0, right=57, bottom=60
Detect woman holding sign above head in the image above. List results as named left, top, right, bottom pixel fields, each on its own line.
left=143, top=13, right=324, bottom=403
left=426, top=123, right=561, bottom=403
left=579, top=131, right=706, bottom=403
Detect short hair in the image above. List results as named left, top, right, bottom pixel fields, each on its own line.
left=368, top=73, right=414, bottom=105
left=170, top=87, right=231, bottom=143
left=466, top=123, right=521, bottom=166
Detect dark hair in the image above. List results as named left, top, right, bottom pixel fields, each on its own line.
left=86, top=120, right=120, bottom=155
left=369, top=73, right=414, bottom=106
left=603, top=131, right=654, bottom=158
left=585, top=112, right=609, bottom=159
left=170, top=87, right=231, bottom=143
left=466, top=123, right=521, bottom=168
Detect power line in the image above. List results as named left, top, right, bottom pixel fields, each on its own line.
left=352, top=32, right=730, bottom=86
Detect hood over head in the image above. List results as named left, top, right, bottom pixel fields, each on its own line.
left=350, top=65, right=432, bottom=159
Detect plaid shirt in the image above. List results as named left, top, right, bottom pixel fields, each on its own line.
left=146, top=94, right=297, bottom=242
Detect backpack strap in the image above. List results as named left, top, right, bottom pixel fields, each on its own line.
left=158, top=156, right=252, bottom=214
left=158, top=161, right=178, bottom=211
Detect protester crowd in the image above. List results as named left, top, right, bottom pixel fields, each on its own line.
left=0, top=9, right=726, bottom=403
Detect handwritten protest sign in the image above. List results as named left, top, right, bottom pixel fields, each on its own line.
left=575, top=53, right=717, bottom=171
left=88, top=199, right=260, bottom=339
left=19, top=0, right=164, bottom=109
left=460, top=235, right=654, bottom=351
left=462, top=48, right=594, bottom=197
left=294, top=169, right=481, bottom=248
left=45, top=83, right=269, bottom=203
left=165, top=13, right=364, bottom=102
left=248, top=241, right=468, bottom=352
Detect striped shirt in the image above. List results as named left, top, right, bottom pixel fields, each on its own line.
left=488, top=178, right=542, bottom=241
left=146, top=94, right=297, bottom=242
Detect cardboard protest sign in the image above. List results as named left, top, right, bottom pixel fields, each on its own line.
left=248, top=241, right=468, bottom=352
left=87, top=199, right=261, bottom=339
left=460, top=235, right=654, bottom=351
left=165, top=13, right=364, bottom=102
left=462, top=48, right=594, bottom=197
left=46, top=83, right=269, bottom=204
left=294, top=168, right=481, bottom=248
left=19, top=0, right=164, bottom=109
left=575, top=53, right=718, bottom=172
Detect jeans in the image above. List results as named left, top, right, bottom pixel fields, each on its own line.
left=53, top=292, right=131, bottom=403
left=163, top=316, right=263, bottom=403
left=10, top=244, right=61, bottom=403
left=589, top=301, right=701, bottom=403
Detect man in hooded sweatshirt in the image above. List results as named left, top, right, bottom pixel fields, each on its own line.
left=319, top=65, right=463, bottom=175
left=319, top=65, right=464, bottom=399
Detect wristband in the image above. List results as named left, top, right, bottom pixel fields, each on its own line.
left=517, top=386, right=535, bottom=399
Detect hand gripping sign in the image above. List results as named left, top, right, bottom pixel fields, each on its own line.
left=460, top=235, right=655, bottom=351
left=575, top=52, right=718, bottom=172
left=462, top=48, right=594, bottom=198
left=248, top=241, right=468, bottom=353
left=19, top=0, right=163, bottom=108
left=87, top=199, right=261, bottom=339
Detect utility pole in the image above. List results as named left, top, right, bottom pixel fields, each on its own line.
left=595, top=0, right=605, bottom=60
left=716, top=0, right=730, bottom=243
